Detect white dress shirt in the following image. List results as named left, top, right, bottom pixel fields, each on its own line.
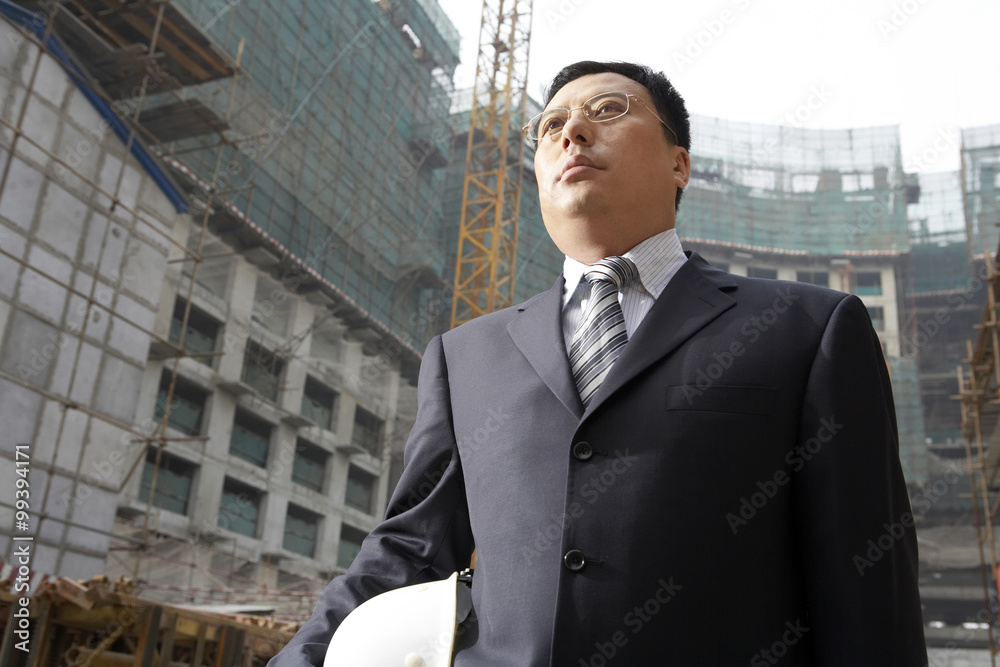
left=561, top=228, right=687, bottom=352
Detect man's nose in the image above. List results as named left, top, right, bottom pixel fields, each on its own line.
left=561, top=108, right=593, bottom=147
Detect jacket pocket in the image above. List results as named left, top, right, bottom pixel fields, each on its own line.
left=664, top=385, right=776, bottom=415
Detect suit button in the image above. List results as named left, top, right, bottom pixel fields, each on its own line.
left=572, top=441, right=593, bottom=461
left=564, top=549, right=586, bottom=571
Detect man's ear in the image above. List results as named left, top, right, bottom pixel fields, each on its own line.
left=672, top=147, right=691, bottom=189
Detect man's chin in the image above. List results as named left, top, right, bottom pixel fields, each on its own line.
left=546, top=187, right=609, bottom=219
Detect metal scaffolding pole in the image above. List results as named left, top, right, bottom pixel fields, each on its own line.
left=960, top=249, right=1000, bottom=664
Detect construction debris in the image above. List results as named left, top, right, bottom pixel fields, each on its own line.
left=0, top=575, right=299, bottom=667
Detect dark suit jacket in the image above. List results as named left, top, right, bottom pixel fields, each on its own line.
left=270, top=252, right=926, bottom=666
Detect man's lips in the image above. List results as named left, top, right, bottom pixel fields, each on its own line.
left=560, top=155, right=599, bottom=181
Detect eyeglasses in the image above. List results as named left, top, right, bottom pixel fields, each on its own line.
left=522, top=91, right=678, bottom=150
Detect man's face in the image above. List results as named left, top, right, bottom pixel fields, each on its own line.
left=533, top=72, right=689, bottom=264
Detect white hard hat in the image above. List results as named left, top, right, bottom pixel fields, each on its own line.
left=324, top=571, right=473, bottom=667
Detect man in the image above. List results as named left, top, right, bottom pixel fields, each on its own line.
left=271, top=61, right=926, bottom=665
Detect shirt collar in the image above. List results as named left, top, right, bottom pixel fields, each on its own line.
left=561, top=228, right=687, bottom=307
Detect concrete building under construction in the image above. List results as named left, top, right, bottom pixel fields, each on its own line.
left=1, top=3, right=998, bottom=660
left=0, top=0, right=479, bottom=612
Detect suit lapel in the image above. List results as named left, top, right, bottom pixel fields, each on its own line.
left=506, top=278, right=585, bottom=418
left=584, top=253, right=738, bottom=415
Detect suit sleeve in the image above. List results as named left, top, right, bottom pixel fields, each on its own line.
left=792, top=294, right=927, bottom=665
left=267, top=335, right=474, bottom=666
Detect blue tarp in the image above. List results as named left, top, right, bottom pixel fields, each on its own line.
left=0, top=0, right=189, bottom=213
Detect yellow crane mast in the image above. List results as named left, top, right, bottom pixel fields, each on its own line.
left=450, top=0, right=533, bottom=328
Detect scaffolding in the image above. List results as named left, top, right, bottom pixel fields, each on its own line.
left=153, top=0, right=461, bottom=349
left=958, top=124, right=1000, bottom=664
left=680, top=119, right=909, bottom=255
left=962, top=125, right=1000, bottom=260
left=1, top=0, right=995, bottom=659
left=0, top=0, right=467, bottom=659
left=0, top=575, right=296, bottom=665
left=958, top=249, right=1000, bottom=665
left=908, top=170, right=988, bottom=452
left=911, top=171, right=972, bottom=291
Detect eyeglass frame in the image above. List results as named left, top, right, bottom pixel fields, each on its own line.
left=522, top=91, right=679, bottom=150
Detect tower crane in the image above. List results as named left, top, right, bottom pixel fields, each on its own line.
left=450, top=0, right=534, bottom=328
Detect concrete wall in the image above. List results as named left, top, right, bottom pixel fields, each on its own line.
left=0, top=18, right=181, bottom=579
left=107, top=215, right=409, bottom=592
left=0, top=16, right=412, bottom=594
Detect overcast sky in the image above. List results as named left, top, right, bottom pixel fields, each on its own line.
left=434, top=0, right=1000, bottom=174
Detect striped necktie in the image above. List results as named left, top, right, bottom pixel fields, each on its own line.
left=569, top=256, right=639, bottom=406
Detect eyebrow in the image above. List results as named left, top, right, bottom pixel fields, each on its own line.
left=548, top=86, right=645, bottom=108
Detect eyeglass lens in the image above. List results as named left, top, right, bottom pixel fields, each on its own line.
left=528, top=92, right=630, bottom=143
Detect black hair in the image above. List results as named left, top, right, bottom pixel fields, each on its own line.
left=543, top=61, right=691, bottom=210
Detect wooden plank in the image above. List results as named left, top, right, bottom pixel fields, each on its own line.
left=94, top=0, right=213, bottom=81
left=0, top=600, right=18, bottom=667
left=25, top=599, right=52, bottom=667
left=216, top=626, right=245, bottom=667
left=175, top=615, right=216, bottom=640
left=54, top=604, right=127, bottom=629
left=139, top=99, right=229, bottom=142
left=135, top=605, right=163, bottom=667
left=140, top=4, right=231, bottom=77
left=66, top=0, right=134, bottom=48
left=191, top=621, right=207, bottom=667
left=157, top=610, right=177, bottom=667
left=55, top=576, right=96, bottom=609
left=159, top=604, right=289, bottom=640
